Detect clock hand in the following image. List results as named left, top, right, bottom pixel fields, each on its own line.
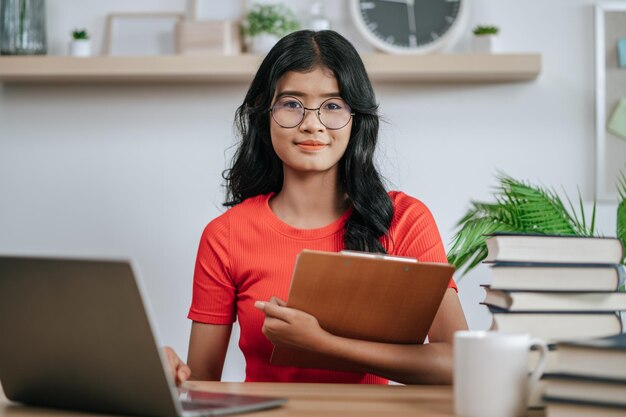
left=371, top=0, right=416, bottom=32
left=375, top=0, right=409, bottom=4
left=407, top=0, right=417, bottom=34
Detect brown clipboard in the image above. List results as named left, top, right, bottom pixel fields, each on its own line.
left=269, top=250, right=455, bottom=371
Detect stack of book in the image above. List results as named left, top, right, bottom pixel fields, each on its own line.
left=543, top=333, right=626, bottom=417
left=481, top=233, right=625, bottom=408
left=482, top=233, right=625, bottom=344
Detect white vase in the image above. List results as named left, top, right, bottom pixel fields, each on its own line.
left=69, top=39, right=91, bottom=57
left=249, top=34, right=280, bottom=54
left=472, top=35, right=500, bottom=53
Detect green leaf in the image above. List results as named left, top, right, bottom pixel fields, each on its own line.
left=473, top=25, right=499, bottom=35
left=448, top=174, right=597, bottom=277
left=71, top=29, right=88, bottom=40
left=617, top=171, right=626, bottom=265
left=243, top=4, right=299, bottom=38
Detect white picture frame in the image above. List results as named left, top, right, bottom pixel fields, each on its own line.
left=595, top=3, right=626, bottom=201
left=188, top=0, right=245, bottom=21
left=103, top=12, right=184, bottom=56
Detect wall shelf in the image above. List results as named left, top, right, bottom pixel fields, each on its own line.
left=0, top=53, right=541, bottom=84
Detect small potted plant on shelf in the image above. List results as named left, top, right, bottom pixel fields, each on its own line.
left=242, top=3, right=299, bottom=54
left=69, top=28, right=91, bottom=57
left=472, top=25, right=500, bottom=53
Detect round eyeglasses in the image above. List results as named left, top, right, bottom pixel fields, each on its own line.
left=269, top=96, right=355, bottom=130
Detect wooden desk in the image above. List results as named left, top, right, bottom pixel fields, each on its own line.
left=1, top=381, right=455, bottom=417
left=0, top=381, right=547, bottom=417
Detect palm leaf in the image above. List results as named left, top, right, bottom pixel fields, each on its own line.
left=448, top=174, right=595, bottom=276
left=498, top=177, right=582, bottom=235
left=448, top=214, right=518, bottom=274
left=617, top=171, right=626, bottom=264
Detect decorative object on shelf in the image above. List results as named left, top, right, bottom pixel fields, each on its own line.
left=608, top=98, right=626, bottom=140
left=447, top=173, right=626, bottom=278
left=178, top=0, right=243, bottom=56
left=102, top=12, right=184, bottom=56
left=471, top=25, right=500, bottom=53
left=242, top=3, right=299, bottom=54
left=618, top=37, right=626, bottom=68
left=0, top=0, right=46, bottom=55
left=596, top=4, right=626, bottom=201
left=187, top=0, right=244, bottom=21
left=69, top=28, right=91, bottom=57
left=175, top=20, right=241, bottom=55
left=350, top=0, right=467, bottom=54
left=306, top=1, right=331, bottom=32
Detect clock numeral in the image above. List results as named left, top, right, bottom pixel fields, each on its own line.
left=445, top=16, right=455, bottom=23
left=386, top=35, right=395, bottom=44
left=431, top=32, right=440, bottom=40
left=368, top=22, right=378, bottom=30
left=409, top=35, right=417, bottom=47
left=445, top=0, right=460, bottom=2
left=360, top=2, right=376, bottom=10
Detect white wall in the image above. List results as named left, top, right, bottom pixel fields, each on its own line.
left=0, top=0, right=620, bottom=381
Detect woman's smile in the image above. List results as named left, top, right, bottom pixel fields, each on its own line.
left=296, top=140, right=328, bottom=152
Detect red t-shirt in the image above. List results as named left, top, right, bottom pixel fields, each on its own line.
left=188, top=191, right=456, bottom=383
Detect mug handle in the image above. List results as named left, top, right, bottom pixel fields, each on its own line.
left=528, top=338, right=549, bottom=392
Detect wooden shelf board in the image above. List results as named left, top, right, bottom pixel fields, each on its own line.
left=0, top=53, right=541, bottom=83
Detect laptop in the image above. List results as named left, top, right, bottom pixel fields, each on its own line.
left=0, top=256, right=287, bottom=417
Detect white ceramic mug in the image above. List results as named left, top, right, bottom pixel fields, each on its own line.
left=454, top=330, right=548, bottom=417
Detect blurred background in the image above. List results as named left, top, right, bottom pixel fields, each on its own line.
left=0, top=0, right=622, bottom=381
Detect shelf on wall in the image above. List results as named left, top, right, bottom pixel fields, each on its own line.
left=0, top=53, right=541, bottom=83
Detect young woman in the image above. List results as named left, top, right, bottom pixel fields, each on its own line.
left=165, top=30, right=468, bottom=385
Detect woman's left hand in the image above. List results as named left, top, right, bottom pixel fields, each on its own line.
left=254, top=297, right=330, bottom=351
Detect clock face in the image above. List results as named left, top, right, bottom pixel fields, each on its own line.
left=351, top=0, right=465, bottom=53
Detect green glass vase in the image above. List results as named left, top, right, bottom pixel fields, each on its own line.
left=0, top=0, right=47, bottom=55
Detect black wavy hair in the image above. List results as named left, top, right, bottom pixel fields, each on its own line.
left=223, top=30, right=393, bottom=253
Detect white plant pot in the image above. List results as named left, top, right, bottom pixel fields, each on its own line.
left=69, top=39, right=91, bottom=57
left=249, top=34, right=280, bottom=54
left=471, top=35, right=500, bottom=53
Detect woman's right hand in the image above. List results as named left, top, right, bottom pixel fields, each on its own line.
left=163, top=346, right=191, bottom=386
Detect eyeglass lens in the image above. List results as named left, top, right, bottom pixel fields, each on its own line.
left=271, top=97, right=353, bottom=130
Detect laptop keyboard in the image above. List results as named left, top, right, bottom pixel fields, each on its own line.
left=181, top=400, right=230, bottom=411
left=179, top=390, right=272, bottom=410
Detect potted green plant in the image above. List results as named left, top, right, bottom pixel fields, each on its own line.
left=447, top=173, right=626, bottom=283
left=472, top=25, right=500, bottom=53
left=242, top=3, right=299, bottom=54
left=69, top=28, right=91, bottom=57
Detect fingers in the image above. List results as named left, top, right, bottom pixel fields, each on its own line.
left=254, top=299, right=293, bottom=322
left=163, top=346, right=191, bottom=386
left=164, top=346, right=179, bottom=382
left=270, top=296, right=287, bottom=307
left=177, top=364, right=191, bottom=385
left=261, top=316, right=288, bottom=339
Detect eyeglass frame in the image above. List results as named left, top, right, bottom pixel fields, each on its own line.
left=268, top=96, right=356, bottom=130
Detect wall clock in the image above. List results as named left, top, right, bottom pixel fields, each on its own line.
left=350, top=0, right=468, bottom=54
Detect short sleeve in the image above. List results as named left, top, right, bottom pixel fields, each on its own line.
left=188, top=211, right=237, bottom=324
left=387, top=192, right=458, bottom=292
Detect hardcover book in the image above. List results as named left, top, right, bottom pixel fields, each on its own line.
left=490, top=312, right=623, bottom=343
left=551, top=333, right=626, bottom=380
left=489, top=263, right=625, bottom=291
left=546, top=401, right=626, bottom=417
left=484, top=233, right=624, bottom=264
left=544, top=334, right=626, bottom=416
left=544, top=373, right=626, bottom=407
left=482, top=288, right=626, bottom=312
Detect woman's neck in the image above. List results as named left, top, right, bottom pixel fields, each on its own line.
left=269, top=168, right=349, bottom=229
